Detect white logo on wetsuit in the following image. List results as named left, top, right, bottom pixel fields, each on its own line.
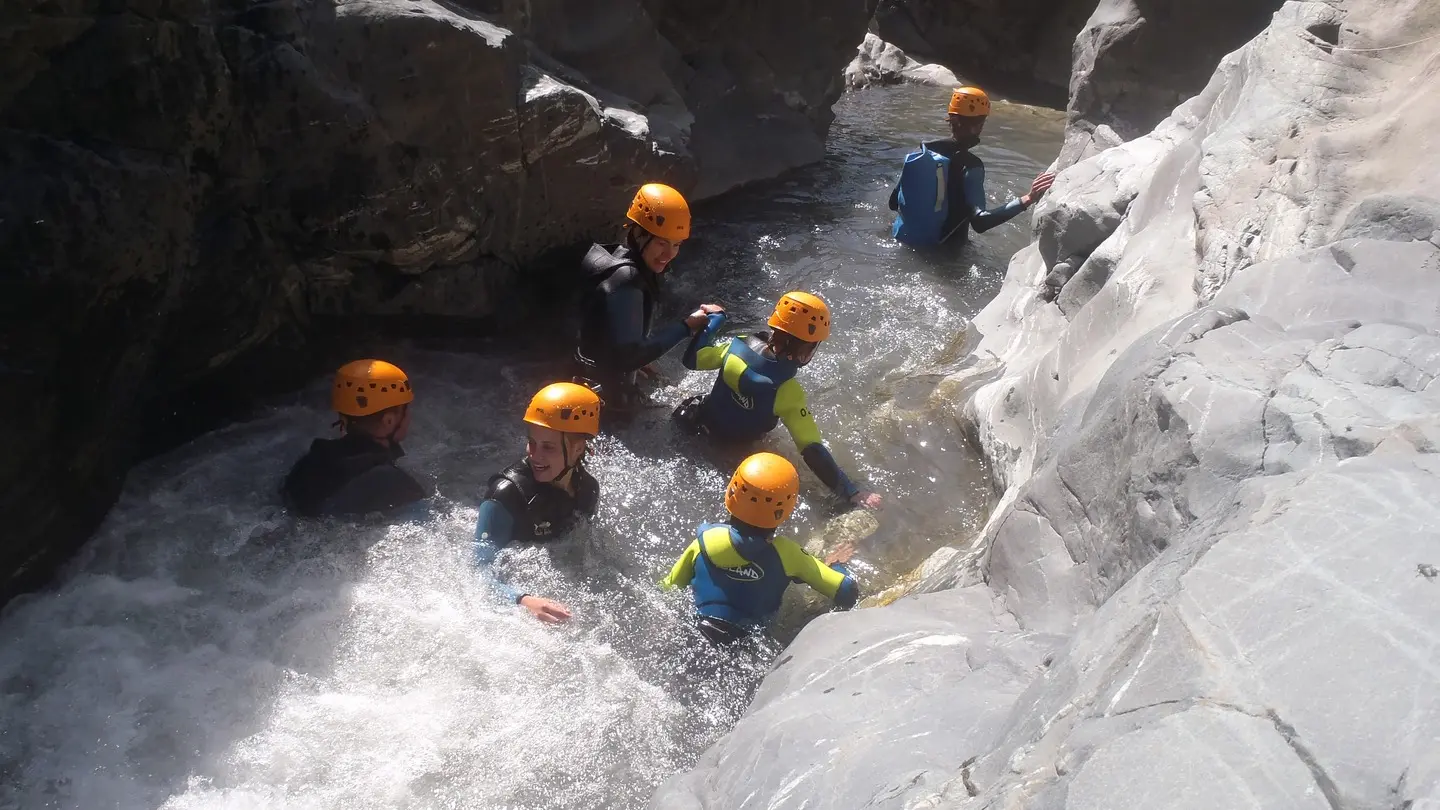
left=730, top=390, right=755, bottom=410
left=724, top=563, right=764, bottom=582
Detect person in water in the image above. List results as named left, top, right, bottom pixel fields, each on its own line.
left=573, top=182, right=726, bottom=413
left=472, top=382, right=602, bottom=624
left=281, top=360, right=428, bottom=518
left=889, top=85, right=1056, bottom=245
left=673, top=291, right=883, bottom=510
left=660, top=451, right=859, bottom=644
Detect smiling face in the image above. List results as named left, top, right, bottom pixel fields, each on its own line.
left=639, top=233, right=682, bottom=273
left=526, top=424, right=588, bottom=483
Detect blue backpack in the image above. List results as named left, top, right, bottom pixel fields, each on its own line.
left=891, top=145, right=951, bottom=247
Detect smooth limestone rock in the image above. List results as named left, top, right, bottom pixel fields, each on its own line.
left=1063, top=0, right=1287, bottom=163
left=649, top=586, right=1064, bottom=810
left=0, top=0, right=875, bottom=605
left=654, top=1, right=1440, bottom=808
left=844, top=32, right=959, bottom=90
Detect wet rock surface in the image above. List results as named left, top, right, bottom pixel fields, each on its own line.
left=844, top=32, right=959, bottom=90
left=655, top=1, right=1440, bottom=807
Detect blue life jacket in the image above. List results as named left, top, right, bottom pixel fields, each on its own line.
left=891, top=145, right=951, bottom=247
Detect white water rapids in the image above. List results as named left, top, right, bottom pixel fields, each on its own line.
left=0, top=85, right=1061, bottom=809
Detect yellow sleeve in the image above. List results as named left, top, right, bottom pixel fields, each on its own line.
left=774, top=378, right=823, bottom=449
left=724, top=352, right=755, bottom=392
left=694, top=344, right=726, bottom=371
left=659, top=541, right=701, bottom=589
left=775, top=539, right=845, bottom=600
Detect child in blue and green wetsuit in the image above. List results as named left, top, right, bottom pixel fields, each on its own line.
left=660, top=451, right=859, bottom=644
left=673, top=291, right=883, bottom=510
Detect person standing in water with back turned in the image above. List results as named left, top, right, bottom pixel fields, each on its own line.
left=673, top=291, right=883, bottom=510
left=281, top=359, right=428, bottom=518
left=573, top=182, right=726, bottom=415
left=889, top=86, right=1056, bottom=246
left=660, top=452, right=860, bottom=645
left=472, top=382, right=602, bottom=624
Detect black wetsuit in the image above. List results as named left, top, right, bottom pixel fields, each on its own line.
left=572, top=243, right=692, bottom=407
left=471, top=459, right=601, bottom=602
left=281, top=433, right=426, bottom=517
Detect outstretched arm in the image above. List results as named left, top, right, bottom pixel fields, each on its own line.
left=776, top=540, right=859, bottom=609
left=960, top=160, right=1028, bottom=234
left=774, top=380, right=861, bottom=500
left=682, top=313, right=729, bottom=370
left=601, top=286, right=693, bottom=371
left=473, top=498, right=521, bottom=604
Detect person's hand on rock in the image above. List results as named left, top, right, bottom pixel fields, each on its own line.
left=850, top=490, right=883, bottom=510
left=824, top=542, right=857, bottom=566
left=1023, top=172, right=1056, bottom=206
left=639, top=360, right=665, bottom=383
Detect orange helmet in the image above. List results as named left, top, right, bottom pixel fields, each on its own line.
left=948, top=86, right=991, bottom=117
left=724, top=452, right=800, bottom=529
left=767, top=291, right=831, bottom=343
left=626, top=183, right=691, bottom=241
left=332, top=360, right=414, bottom=417
left=524, top=382, right=601, bottom=436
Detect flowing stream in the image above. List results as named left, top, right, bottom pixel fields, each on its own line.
left=0, top=83, right=1062, bottom=810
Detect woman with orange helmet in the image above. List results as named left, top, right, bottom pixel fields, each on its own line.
left=281, top=359, right=428, bottom=518
left=887, top=85, right=1056, bottom=246
left=659, top=452, right=859, bottom=644
left=572, top=182, right=726, bottom=415
left=673, top=291, right=883, bottom=510
left=472, top=382, right=603, bottom=623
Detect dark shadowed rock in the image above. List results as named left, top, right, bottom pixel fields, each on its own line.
left=0, top=0, right=875, bottom=604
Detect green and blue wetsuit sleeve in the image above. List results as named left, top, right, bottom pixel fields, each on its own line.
left=473, top=499, right=522, bottom=604
left=961, top=160, right=1026, bottom=233
left=774, top=379, right=860, bottom=499
left=659, top=540, right=701, bottom=590
left=603, top=286, right=692, bottom=371
left=776, top=540, right=859, bottom=609
left=682, top=313, right=729, bottom=370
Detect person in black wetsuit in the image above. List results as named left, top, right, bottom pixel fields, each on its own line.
left=572, top=182, right=726, bottom=415
left=281, top=360, right=428, bottom=518
left=888, top=85, right=1057, bottom=244
left=472, top=382, right=603, bottom=624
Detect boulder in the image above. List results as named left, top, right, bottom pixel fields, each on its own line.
left=844, top=32, right=959, bottom=90
left=649, top=586, right=1064, bottom=810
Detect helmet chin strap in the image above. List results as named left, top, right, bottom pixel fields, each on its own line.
left=551, top=436, right=586, bottom=487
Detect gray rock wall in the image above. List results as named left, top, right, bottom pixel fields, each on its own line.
left=652, top=2, right=1440, bottom=808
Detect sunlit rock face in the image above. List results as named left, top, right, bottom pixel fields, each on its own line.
left=653, top=1, right=1440, bottom=808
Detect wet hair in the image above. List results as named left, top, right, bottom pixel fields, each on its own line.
left=625, top=224, right=652, bottom=251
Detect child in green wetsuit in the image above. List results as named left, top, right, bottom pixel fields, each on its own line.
left=672, top=291, right=883, bottom=510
